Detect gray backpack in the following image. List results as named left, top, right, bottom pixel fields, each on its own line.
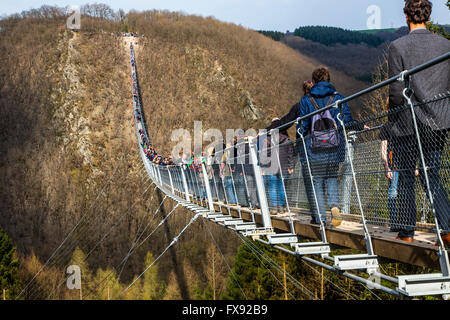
left=308, top=94, right=339, bottom=153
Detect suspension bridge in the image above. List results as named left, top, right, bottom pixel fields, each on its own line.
left=127, top=36, right=450, bottom=300
left=15, top=36, right=450, bottom=301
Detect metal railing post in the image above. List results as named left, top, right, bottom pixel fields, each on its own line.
left=211, top=165, right=223, bottom=211
left=153, top=165, right=157, bottom=181
left=180, top=165, right=190, bottom=201
left=190, top=166, right=201, bottom=200
left=168, top=167, right=175, bottom=194
left=201, top=163, right=215, bottom=212
left=157, top=166, right=162, bottom=186
left=248, top=136, right=272, bottom=230
left=337, top=113, right=375, bottom=257
left=151, top=165, right=157, bottom=183
left=219, top=164, right=232, bottom=215
left=342, top=132, right=356, bottom=215
left=210, top=165, right=220, bottom=201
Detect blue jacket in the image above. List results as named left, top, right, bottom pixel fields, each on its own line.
left=297, top=82, right=353, bottom=164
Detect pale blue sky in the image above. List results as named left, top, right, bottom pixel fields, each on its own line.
left=1, top=0, right=449, bottom=31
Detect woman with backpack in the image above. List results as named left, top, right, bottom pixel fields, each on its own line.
left=267, top=67, right=360, bottom=225
left=299, top=67, right=354, bottom=225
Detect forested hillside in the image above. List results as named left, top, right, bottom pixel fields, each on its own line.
left=0, top=5, right=371, bottom=300
left=257, top=26, right=395, bottom=82
left=128, top=13, right=366, bottom=156
left=260, top=22, right=448, bottom=83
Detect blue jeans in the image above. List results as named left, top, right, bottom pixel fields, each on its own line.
left=388, top=171, right=399, bottom=231
left=225, top=177, right=237, bottom=204
left=263, top=175, right=286, bottom=207
left=308, top=162, right=340, bottom=223
left=200, top=184, right=207, bottom=200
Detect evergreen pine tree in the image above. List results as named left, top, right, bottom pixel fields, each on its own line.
left=0, top=227, right=20, bottom=300
left=223, top=241, right=284, bottom=300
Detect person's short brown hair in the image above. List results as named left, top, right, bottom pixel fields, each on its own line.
left=403, top=0, right=432, bottom=24
left=312, top=67, right=330, bottom=84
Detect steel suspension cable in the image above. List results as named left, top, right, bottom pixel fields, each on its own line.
left=32, top=163, right=150, bottom=300
left=26, top=155, right=147, bottom=300
left=201, top=219, right=248, bottom=300
left=16, top=159, right=124, bottom=299
left=243, top=237, right=314, bottom=297
left=116, top=213, right=202, bottom=299
left=82, top=198, right=177, bottom=299
left=237, top=235, right=298, bottom=300
left=240, top=235, right=316, bottom=300
left=117, top=203, right=180, bottom=278
left=45, top=181, right=155, bottom=300
left=300, top=260, right=357, bottom=300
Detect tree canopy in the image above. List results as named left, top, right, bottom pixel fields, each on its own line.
left=294, top=26, right=385, bottom=47
left=257, top=30, right=285, bottom=42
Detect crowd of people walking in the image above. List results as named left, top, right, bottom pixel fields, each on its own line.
left=131, top=44, right=173, bottom=167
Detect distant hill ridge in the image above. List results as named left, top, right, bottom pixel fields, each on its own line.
left=259, top=25, right=449, bottom=45
left=293, top=26, right=385, bottom=47
left=258, top=24, right=448, bottom=83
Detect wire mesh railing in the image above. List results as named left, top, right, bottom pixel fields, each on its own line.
left=132, top=50, right=450, bottom=239
left=175, top=96, right=447, bottom=231
left=166, top=80, right=449, bottom=242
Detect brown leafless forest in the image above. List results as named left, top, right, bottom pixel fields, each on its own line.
left=0, top=7, right=370, bottom=299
